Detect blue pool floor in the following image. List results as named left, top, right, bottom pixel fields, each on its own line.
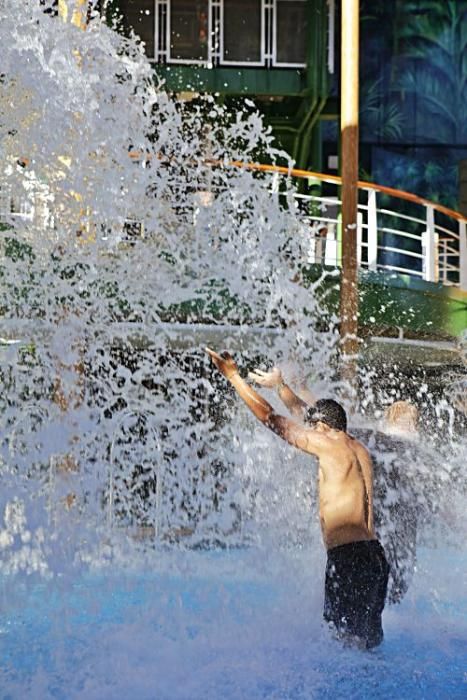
left=1, top=545, right=466, bottom=700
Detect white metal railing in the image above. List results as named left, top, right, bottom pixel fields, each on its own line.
left=0, top=176, right=54, bottom=233
left=295, top=186, right=466, bottom=290
left=225, top=162, right=467, bottom=292
left=2, top=163, right=466, bottom=292
left=0, top=189, right=34, bottom=222
left=272, top=187, right=465, bottom=288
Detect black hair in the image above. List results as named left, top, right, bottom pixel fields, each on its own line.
left=305, top=398, right=347, bottom=432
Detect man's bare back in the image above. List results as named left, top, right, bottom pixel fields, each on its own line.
left=316, top=432, right=375, bottom=548
left=264, top=408, right=375, bottom=548
left=246, top=364, right=376, bottom=548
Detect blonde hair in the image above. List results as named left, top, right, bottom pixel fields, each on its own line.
left=384, top=401, right=419, bottom=432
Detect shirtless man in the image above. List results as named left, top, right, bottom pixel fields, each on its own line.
left=251, top=369, right=421, bottom=605
left=206, top=348, right=389, bottom=649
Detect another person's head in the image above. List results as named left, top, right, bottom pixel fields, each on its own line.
left=305, top=398, right=347, bottom=432
left=383, top=400, right=419, bottom=435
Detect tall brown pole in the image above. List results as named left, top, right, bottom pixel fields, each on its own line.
left=340, top=0, right=359, bottom=384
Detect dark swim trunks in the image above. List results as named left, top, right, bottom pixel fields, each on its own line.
left=324, top=539, right=389, bottom=649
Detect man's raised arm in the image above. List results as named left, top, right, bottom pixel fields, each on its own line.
left=206, top=348, right=274, bottom=423
left=248, top=367, right=310, bottom=419
left=206, top=348, right=324, bottom=456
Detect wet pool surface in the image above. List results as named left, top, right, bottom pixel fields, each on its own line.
left=1, top=546, right=466, bottom=699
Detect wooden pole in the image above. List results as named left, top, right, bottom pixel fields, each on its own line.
left=340, top=0, right=359, bottom=383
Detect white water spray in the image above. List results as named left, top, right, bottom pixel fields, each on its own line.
left=0, top=3, right=466, bottom=697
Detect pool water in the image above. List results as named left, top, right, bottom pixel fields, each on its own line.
left=1, top=545, right=466, bottom=699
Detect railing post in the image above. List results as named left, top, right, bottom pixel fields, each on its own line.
left=327, top=0, right=336, bottom=74
left=271, top=171, right=280, bottom=193
left=440, top=239, right=447, bottom=284
left=367, top=189, right=378, bottom=271
left=357, top=211, right=363, bottom=266
left=460, top=219, right=467, bottom=291
left=422, top=205, right=437, bottom=282
left=325, top=223, right=338, bottom=266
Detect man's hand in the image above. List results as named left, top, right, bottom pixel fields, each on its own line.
left=248, top=367, right=283, bottom=388
left=206, top=347, right=239, bottom=380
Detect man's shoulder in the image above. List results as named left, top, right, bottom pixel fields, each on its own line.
left=346, top=431, right=373, bottom=460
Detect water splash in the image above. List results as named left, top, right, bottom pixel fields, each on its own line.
left=0, top=0, right=464, bottom=569
left=0, top=2, right=466, bottom=697
left=0, top=0, right=341, bottom=567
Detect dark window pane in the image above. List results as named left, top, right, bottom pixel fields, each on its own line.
left=223, top=0, right=262, bottom=63
left=170, top=0, right=209, bottom=61
left=118, top=0, right=155, bottom=57
left=276, top=0, right=307, bottom=64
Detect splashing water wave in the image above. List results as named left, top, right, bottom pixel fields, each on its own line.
left=0, top=2, right=465, bottom=697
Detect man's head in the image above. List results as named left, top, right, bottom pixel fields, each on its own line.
left=305, top=398, right=347, bottom=432
left=384, top=400, right=418, bottom=434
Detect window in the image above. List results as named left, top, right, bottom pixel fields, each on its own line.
left=222, top=0, right=263, bottom=64
left=123, top=0, right=312, bottom=69
left=274, top=0, right=307, bottom=66
left=169, top=0, right=209, bottom=62
left=118, top=0, right=156, bottom=58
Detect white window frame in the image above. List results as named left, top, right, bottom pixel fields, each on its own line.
left=327, top=0, right=335, bottom=74
left=167, top=0, right=212, bottom=65
left=153, top=0, right=310, bottom=69
left=219, top=0, right=266, bottom=67
left=272, top=0, right=307, bottom=68
left=210, top=0, right=222, bottom=66
left=155, top=0, right=168, bottom=63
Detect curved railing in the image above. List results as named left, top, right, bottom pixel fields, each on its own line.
left=2, top=156, right=466, bottom=291
left=225, top=161, right=467, bottom=292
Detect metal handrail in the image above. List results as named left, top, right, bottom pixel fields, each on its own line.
left=226, top=160, right=467, bottom=225
left=2, top=156, right=467, bottom=291
left=221, top=160, right=467, bottom=291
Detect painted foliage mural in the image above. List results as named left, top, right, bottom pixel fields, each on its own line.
left=359, top=0, right=467, bottom=209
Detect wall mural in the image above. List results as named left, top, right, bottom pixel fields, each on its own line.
left=358, top=0, right=467, bottom=209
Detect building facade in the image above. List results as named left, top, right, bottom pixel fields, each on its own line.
left=102, top=0, right=467, bottom=211
left=104, top=0, right=333, bottom=173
